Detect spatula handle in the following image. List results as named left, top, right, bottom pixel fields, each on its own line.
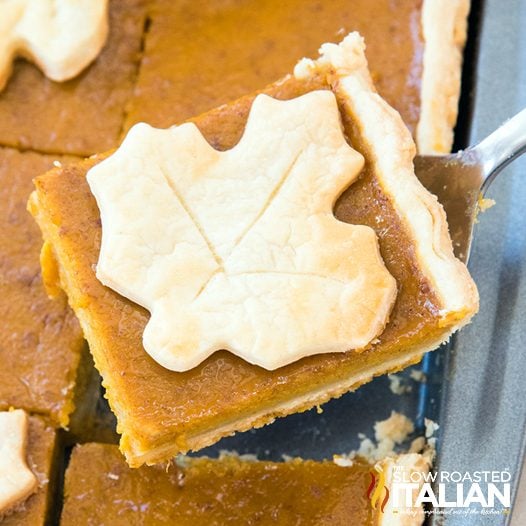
left=471, top=108, right=526, bottom=189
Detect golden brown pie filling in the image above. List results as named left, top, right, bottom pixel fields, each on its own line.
left=126, top=0, right=424, bottom=136
left=62, top=444, right=407, bottom=525
left=0, top=0, right=146, bottom=156
left=0, top=148, right=85, bottom=427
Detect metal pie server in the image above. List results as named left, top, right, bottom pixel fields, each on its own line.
left=415, top=108, right=526, bottom=263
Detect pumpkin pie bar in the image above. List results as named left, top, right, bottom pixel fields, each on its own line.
left=0, top=147, right=86, bottom=427
left=0, top=0, right=146, bottom=156
left=126, top=0, right=469, bottom=153
left=30, top=33, right=478, bottom=466
left=61, top=443, right=429, bottom=525
left=0, top=410, right=58, bottom=526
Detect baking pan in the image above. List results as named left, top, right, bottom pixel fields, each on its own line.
left=431, top=0, right=526, bottom=524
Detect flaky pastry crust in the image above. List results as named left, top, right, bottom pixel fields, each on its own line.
left=417, top=0, right=471, bottom=153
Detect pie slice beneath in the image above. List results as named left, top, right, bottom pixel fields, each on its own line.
left=126, top=0, right=470, bottom=154
left=30, top=33, right=478, bottom=467
left=0, top=0, right=146, bottom=156
left=61, top=443, right=430, bottom=526
left=0, top=147, right=86, bottom=427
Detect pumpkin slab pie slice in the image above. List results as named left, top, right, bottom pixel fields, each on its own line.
left=0, top=0, right=146, bottom=156
left=30, top=33, right=478, bottom=467
left=0, top=147, right=86, bottom=428
left=61, top=443, right=431, bottom=525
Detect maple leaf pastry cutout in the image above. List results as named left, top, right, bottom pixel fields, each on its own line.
left=87, top=90, right=397, bottom=371
left=0, top=0, right=108, bottom=91
left=0, top=410, right=38, bottom=513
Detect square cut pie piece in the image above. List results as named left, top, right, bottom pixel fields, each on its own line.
left=0, top=0, right=146, bottom=156
left=127, top=0, right=470, bottom=153
left=61, top=443, right=430, bottom=526
left=0, top=147, right=85, bottom=427
left=0, top=411, right=58, bottom=526
left=30, top=34, right=478, bottom=467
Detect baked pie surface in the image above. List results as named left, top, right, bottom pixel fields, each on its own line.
left=126, top=0, right=469, bottom=154
left=61, top=443, right=429, bottom=526
left=30, top=34, right=477, bottom=466
left=0, top=0, right=145, bottom=156
left=0, top=147, right=85, bottom=427
left=126, top=0, right=425, bottom=134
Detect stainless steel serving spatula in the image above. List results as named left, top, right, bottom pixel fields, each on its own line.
left=414, top=109, right=526, bottom=263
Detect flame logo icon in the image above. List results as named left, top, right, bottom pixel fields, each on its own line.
left=366, top=465, right=390, bottom=513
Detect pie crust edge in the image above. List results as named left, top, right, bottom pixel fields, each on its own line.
left=297, top=32, right=478, bottom=326
left=417, top=0, right=471, bottom=154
